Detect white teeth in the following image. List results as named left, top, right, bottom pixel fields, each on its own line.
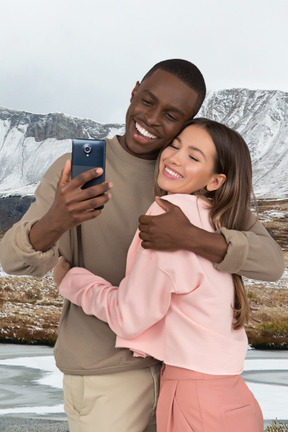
left=165, top=167, right=183, bottom=179
left=135, top=122, right=157, bottom=139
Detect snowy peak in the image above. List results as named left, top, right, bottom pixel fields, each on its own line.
left=198, top=89, right=287, bottom=127
left=198, top=89, right=288, bottom=199
left=0, top=107, right=125, bottom=141
left=0, top=88, right=287, bottom=199
left=0, top=108, right=124, bottom=195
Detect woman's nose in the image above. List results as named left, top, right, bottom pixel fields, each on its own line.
left=168, top=151, right=182, bottom=165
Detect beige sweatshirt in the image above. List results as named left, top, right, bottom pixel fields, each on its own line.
left=0, top=136, right=285, bottom=375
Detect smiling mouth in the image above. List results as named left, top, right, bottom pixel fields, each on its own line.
left=135, top=122, right=157, bottom=139
left=164, top=166, right=183, bottom=179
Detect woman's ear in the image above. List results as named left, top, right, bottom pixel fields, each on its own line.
left=206, top=174, right=226, bottom=192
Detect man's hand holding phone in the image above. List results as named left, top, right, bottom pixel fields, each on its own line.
left=53, top=159, right=112, bottom=229
left=29, top=158, right=112, bottom=253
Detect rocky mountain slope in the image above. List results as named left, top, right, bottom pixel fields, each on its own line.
left=0, top=88, right=287, bottom=199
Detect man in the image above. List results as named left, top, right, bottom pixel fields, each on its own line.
left=0, top=59, right=284, bottom=432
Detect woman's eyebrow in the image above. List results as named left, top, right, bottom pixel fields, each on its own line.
left=176, top=136, right=206, bottom=159
left=188, top=145, right=206, bottom=160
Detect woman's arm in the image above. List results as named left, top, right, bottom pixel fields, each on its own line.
left=58, top=250, right=174, bottom=339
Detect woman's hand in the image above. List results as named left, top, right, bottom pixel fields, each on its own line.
left=53, top=256, right=71, bottom=287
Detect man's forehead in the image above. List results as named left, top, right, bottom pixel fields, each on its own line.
left=141, top=69, right=192, bottom=91
left=139, top=69, right=198, bottom=112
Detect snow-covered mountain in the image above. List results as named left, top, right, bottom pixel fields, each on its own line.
left=198, top=89, right=288, bottom=199
left=0, top=88, right=287, bottom=199
left=0, top=109, right=124, bottom=196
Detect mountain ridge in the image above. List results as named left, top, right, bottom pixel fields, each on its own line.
left=0, top=88, right=287, bottom=199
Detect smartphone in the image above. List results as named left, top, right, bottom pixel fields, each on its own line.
left=71, top=138, right=106, bottom=189
left=72, top=138, right=106, bottom=209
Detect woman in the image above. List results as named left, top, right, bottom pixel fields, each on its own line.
left=54, top=118, right=264, bottom=432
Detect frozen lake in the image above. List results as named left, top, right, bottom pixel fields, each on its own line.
left=0, top=344, right=287, bottom=427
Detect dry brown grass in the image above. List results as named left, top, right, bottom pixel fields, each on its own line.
left=244, top=200, right=288, bottom=349
left=245, top=283, right=288, bottom=349
left=0, top=272, right=63, bottom=346
left=0, top=199, right=287, bottom=347
left=265, top=419, right=288, bottom=431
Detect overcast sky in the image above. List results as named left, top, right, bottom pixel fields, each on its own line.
left=0, top=0, right=287, bottom=123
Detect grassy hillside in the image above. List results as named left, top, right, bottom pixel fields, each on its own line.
left=0, top=200, right=287, bottom=348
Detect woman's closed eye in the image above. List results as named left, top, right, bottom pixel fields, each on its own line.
left=169, top=143, right=179, bottom=150
left=189, top=155, right=199, bottom=162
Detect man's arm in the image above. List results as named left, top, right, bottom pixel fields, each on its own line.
left=0, top=156, right=111, bottom=277
left=138, top=197, right=285, bottom=282
left=215, top=221, right=285, bottom=281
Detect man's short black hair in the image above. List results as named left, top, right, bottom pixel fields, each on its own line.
left=142, top=59, right=206, bottom=117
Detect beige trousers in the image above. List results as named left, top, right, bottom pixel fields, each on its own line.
left=63, top=365, right=160, bottom=432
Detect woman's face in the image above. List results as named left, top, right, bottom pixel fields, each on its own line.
left=158, top=125, right=224, bottom=195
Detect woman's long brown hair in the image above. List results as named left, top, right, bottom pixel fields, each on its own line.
left=156, top=118, right=256, bottom=329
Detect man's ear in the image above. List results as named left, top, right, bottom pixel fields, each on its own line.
left=130, top=81, right=140, bottom=102
left=206, top=174, right=226, bottom=191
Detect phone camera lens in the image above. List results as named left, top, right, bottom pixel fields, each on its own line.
left=83, top=145, right=91, bottom=154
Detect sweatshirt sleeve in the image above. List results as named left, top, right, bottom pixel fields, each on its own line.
left=148, top=195, right=284, bottom=283
left=59, top=249, right=175, bottom=339
left=215, top=218, right=285, bottom=281
left=0, top=154, right=70, bottom=277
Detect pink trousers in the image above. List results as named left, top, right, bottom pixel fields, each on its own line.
left=156, top=365, right=264, bottom=432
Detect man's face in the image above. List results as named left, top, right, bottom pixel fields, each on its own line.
left=119, top=69, right=199, bottom=160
